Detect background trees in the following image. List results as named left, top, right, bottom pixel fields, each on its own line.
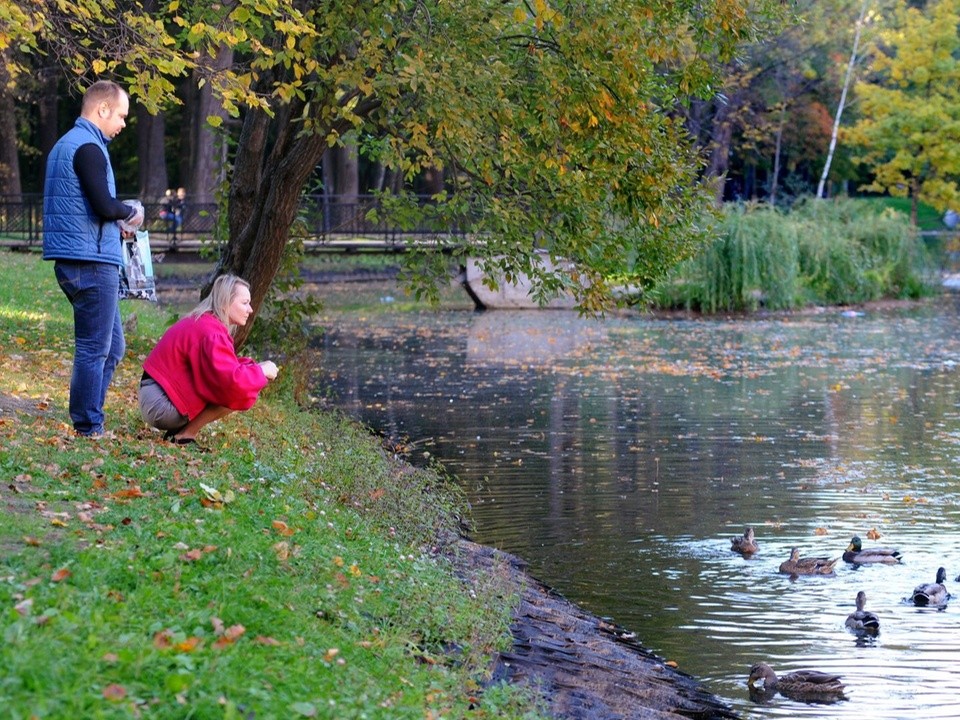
left=847, top=0, right=960, bottom=225
left=7, top=1, right=960, bottom=334
left=3, top=0, right=787, bottom=339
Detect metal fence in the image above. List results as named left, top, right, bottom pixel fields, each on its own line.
left=0, top=194, right=465, bottom=252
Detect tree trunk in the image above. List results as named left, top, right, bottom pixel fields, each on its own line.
left=187, top=46, right=234, bottom=206
left=705, top=94, right=738, bottom=205
left=217, top=91, right=333, bottom=346
left=0, top=55, right=21, bottom=198
left=769, top=109, right=785, bottom=206
left=137, top=107, right=168, bottom=202
left=228, top=132, right=329, bottom=346
left=818, top=0, right=870, bottom=199
left=334, top=138, right=360, bottom=231
left=911, top=177, right=919, bottom=227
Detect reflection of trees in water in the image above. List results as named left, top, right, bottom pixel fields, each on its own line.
left=314, top=305, right=960, bottom=719
left=314, top=309, right=960, bottom=538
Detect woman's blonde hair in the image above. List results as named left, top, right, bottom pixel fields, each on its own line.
left=190, top=274, right=250, bottom=335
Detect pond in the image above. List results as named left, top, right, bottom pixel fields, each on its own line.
left=312, top=284, right=960, bottom=719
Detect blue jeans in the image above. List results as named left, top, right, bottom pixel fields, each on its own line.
left=54, top=261, right=125, bottom=435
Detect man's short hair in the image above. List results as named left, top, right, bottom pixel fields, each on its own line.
left=81, top=80, right=125, bottom=114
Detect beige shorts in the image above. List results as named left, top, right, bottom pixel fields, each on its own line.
left=138, top=376, right=188, bottom=431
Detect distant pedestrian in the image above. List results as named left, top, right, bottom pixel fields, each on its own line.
left=171, top=187, right=186, bottom=246
left=43, top=79, right=144, bottom=438
left=138, top=274, right=278, bottom=446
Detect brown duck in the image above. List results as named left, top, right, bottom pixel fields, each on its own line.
left=911, top=567, right=949, bottom=607
left=730, top=527, right=759, bottom=556
left=845, top=590, right=880, bottom=633
left=748, top=662, right=846, bottom=703
left=778, top=547, right=838, bottom=576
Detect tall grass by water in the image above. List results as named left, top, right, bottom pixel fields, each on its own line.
left=653, top=199, right=938, bottom=312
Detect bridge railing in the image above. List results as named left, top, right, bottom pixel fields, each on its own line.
left=0, top=194, right=466, bottom=252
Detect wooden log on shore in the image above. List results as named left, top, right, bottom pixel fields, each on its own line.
left=448, top=537, right=739, bottom=720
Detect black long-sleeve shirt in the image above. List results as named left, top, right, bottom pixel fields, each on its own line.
left=74, top=144, right=137, bottom=222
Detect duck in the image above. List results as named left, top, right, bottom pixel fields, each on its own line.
left=779, top=547, right=838, bottom=576
left=845, top=590, right=880, bottom=633
left=747, top=662, right=846, bottom=703
left=842, top=535, right=902, bottom=564
left=911, top=567, right=949, bottom=607
left=731, top=527, right=759, bottom=556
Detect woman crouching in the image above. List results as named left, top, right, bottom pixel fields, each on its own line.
left=139, top=274, right=278, bottom=445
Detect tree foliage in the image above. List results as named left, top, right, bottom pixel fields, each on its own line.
left=8, top=0, right=783, bottom=339
left=847, top=0, right=960, bottom=224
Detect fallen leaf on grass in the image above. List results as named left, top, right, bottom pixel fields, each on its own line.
left=212, top=624, right=246, bottom=650
left=272, top=520, right=295, bottom=536
left=176, top=636, right=202, bottom=652
left=109, top=486, right=145, bottom=500
left=289, top=702, right=318, bottom=717
left=14, top=598, right=33, bottom=616
left=273, top=541, right=291, bottom=562
left=102, top=684, right=127, bottom=701
left=199, top=482, right=234, bottom=505
left=224, top=624, right=245, bottom=640
left=22, top=536, right=41, bottom=547
left=255, top=636, right=281, bottom=646
left=51, top=567, right=71, bottom=583
left=179, top=545, right=217, bottom=563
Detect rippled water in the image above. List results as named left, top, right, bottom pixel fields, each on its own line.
left=313, top=290, right=960, bottom=718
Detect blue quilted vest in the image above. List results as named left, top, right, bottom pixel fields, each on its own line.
left=42, top=117, right=123, bottom=267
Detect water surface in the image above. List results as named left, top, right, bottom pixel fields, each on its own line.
left=314, top=290, right=960, bottom=718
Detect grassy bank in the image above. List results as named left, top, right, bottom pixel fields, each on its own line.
left=0, top=251, right=542, bottom=719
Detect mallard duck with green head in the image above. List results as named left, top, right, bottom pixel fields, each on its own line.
left=911, top=567, right=949, bottom=607
left=731, top=527, right=759, bottom=556
left=842, top=535, right=902, bottom=564
left=747, top=662, right=846, bottom=704
left=779, top=547, right=838, bottom=576
left=845, top=590, right=880, bottom=633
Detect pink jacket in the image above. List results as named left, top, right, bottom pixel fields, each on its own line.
left=143, top=313, right=268, bottom=419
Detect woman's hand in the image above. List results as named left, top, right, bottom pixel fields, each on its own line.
left=259, top=360, right=279, bottom=380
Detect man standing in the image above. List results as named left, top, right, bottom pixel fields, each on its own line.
left=43, top=80, right=144, bottom=437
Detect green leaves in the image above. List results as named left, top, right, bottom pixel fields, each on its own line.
left=849, top=0, right=960, bottom=218
left=10, top=0, right=783, bottom=314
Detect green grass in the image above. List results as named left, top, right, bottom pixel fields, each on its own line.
left=857, top=195, right=944, bottom=232
left=0, top=252, right=544, bottom=719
